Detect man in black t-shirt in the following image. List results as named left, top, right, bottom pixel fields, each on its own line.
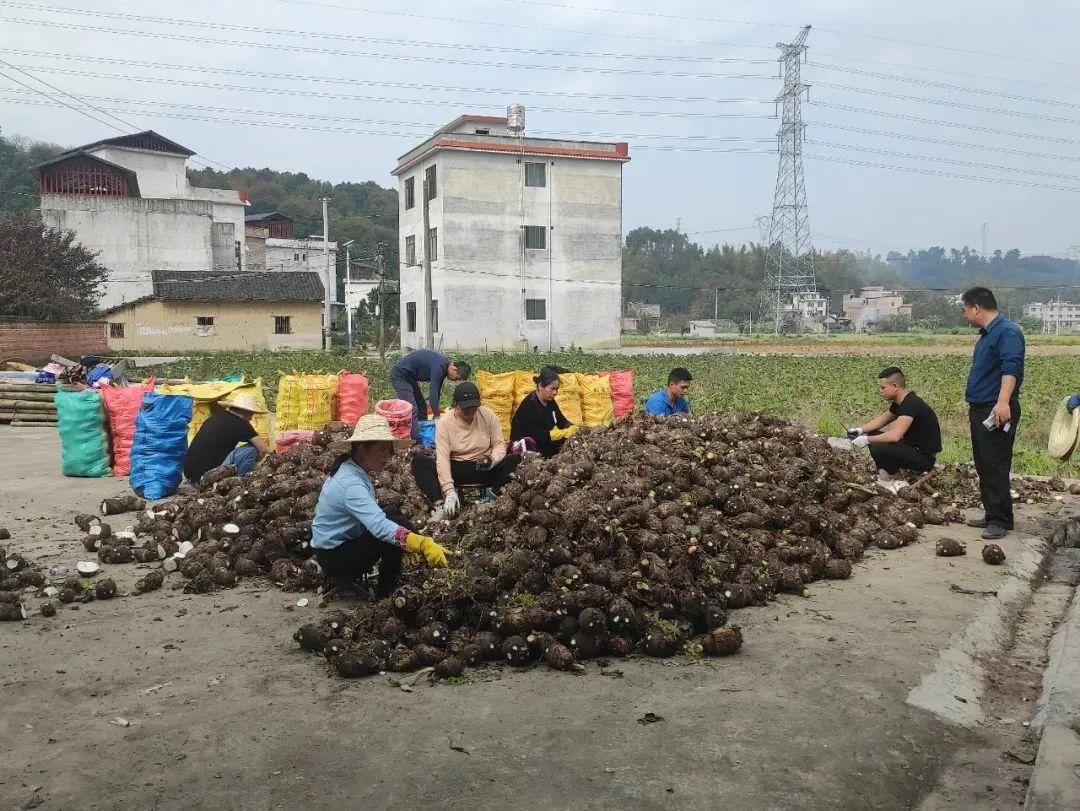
left=183, top=394, right=270, bottom=484
left=846, top=367, right=942, bottom=493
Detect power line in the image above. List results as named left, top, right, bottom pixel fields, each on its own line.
left=0, top=17, right=779, bottom=80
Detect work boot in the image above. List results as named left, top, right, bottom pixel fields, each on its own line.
left=966, top=516, right=988, bottom=528
left=981, top=524, right=1007, bottom=540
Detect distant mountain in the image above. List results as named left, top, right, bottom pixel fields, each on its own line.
left=885, top=247, right=1078, bottom=293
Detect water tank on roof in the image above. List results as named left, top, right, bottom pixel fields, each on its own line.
left=507, top=103, right=525, bottom=134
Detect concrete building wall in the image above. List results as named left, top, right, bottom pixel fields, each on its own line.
left=104, top=300, right=322, bottom=352
left=264, top=239, right=338, bottom=274
left=397, top=148, right=622, bottom=351
left=87, top=147, right=192, bottom=198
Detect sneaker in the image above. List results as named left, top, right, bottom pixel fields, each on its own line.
left=981, top=524, right=1007, bottom=540
left=966, top=516, right=988, bottom=529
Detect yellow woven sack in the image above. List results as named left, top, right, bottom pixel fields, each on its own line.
left=476, top=370, right=516, bottom=439
left=556, top=372, right=583, bottom=426
left=576, top=373, right=614, bottom=427
left=513, top=370, right=535, bottom=413
left=158, top=378, right=274, bottom=447
left=276, top=373, right=339, bottom=431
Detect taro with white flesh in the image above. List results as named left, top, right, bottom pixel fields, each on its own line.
left=0, top=602, right=27, bottom=621
left=100, top=495, right=147, bottom=516
left=75, top=561, right=100, bottom=577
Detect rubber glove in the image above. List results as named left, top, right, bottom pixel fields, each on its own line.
left=852, top=435, right=870, bottom=449
left=845, top=427, right=863, bottom=439
left=443, top=489, right=461, bottom=517
left=1067, top=394, right=1080, bottom=413
left=404, top=533, right=450, bottom=567
left=550, top=425, right=579, bottom=442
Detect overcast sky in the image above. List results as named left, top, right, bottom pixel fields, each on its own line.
left=2, top=0, right=1078, bottom=257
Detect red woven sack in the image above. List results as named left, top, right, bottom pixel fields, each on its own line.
left=337, top=372, right=370, bottom=426
left=100, top=378, right=155, bottom=476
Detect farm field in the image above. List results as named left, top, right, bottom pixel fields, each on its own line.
left=149, top=350, right=1080, bottom=476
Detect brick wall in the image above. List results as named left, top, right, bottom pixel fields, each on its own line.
left=0, top=321, right=108, bottom=365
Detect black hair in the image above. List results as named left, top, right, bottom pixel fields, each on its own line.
left=878, top=366, right=906, bottom=386
left=961, top=286, right=998, bottom=310
left=452, top=360, right=472, bottom=381
left=534, top=365, right=563, bottom=388
left=668, top=367, right=693, bottom=385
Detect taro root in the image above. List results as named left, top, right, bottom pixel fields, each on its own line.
left=413, top=644, right=450, bottom=666
left=0, top=577, right=19, bottom=592
left=0, top=590, right=17, bottom=604
left=132, top=547, right=160, bottom=564
left=935, top=538, right=966, bottom=557
left=100, top=495, right=147, bottom=516
left=98, top=545, right=134, bottom=565
left=94, top=578, right=118, bottom=599
left=823, top=559, right=853, bottom=579
left=874, top=532, right=903, bottom=550
left=568, top=632, right=603, bottom=660
left=642, top=629, right=681, bottom=657
left=502, top=635, right=532, bottom=666
left=606, top=636, right=632, bottom=657
left=88, top=523, right=112, bottom=543
left=336, top=653, right=381, bottom=678
left=419, top=622, right=452, bottom=649
left=606, top=598, right=639, bottom=636
left=0, top=527, right=9, bottom=540
left=702, top=626, right=743, bottom=657
left=894, top=524, right=919, bottom=546
left=525, top=631, right=556, bottom=659
left=39, top=600, right=57, bottom=618
left=74, top=514, right=100, bottom=532
left=0, top=602, right=26, bottom=621
left=475, top=631, right=502, bottom=661
left=577, top=607, right=607, bottom=636
left=133, top=570, right=165, bottom=594
left=544, top=643, right=578, bottom=671
left=434, top=656, right=465, bottom=678
left=982, top=544, right=1006, bottom=565
left=17, top=569, right=45, bottom=588
left=57, top=588, right=79, bottom=604
left=4, top=553, right=27, bottom=572
left=387, top=647, right=420, bottom=672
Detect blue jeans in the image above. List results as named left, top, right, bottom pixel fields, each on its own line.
left=389, top=369, right=428, bottom=440
left=222, top=444, right=258, bottom=475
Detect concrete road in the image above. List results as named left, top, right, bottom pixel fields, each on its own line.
left=0, top=427, right=1075, bottom=810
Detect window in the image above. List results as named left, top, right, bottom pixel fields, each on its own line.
left=425, top=165, right=437, bottom=200
left=404, top=177, right=415, bottom=209
left=406, top=302, right=417, bottom=332
left=525, top=299, right=547, bottom=321
left=302, top=253, right=307, bottom=260
left=294, top=252, right=300, bottom=261
left=431, top=299, right=439, bottom=333
left=525, top=162, right=546, bottom=187
left=109, top=322, right=125, bottom=339
left=235, top=240, right=242, bottom=271
left=195, top=316, right=214, bottom=337
left=474, top=128, right=490, bottom=135
left=524, top=225, right=546, bottom=250
left=427, top=227, right=438, bottom=261
left=405, top=235, right=416, bottom=265
left=274, top=316, right=292, bottom=335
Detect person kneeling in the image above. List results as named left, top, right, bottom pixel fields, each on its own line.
left=312, top=415, right=450, bottom=597
left=847, top=367, right=942, bottom=493
left=413, top=382, right=522, bottom=520
left=183, top=394, right=270, bottom=485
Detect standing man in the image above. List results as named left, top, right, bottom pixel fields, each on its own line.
left=847, top=367, right=942, bottom=493
left=389, top=349, right=470, bottom=439
left=962, top=287, right=1025, bottom=540
left=644, top=368, right=693, bottom=416
left=183, top=394, right=270, bottom=484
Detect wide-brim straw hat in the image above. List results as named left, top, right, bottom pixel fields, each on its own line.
left=223, top=393, right=267, bottom=414
left=1048, top=397, right=1080, bottom=460
left=348, top=414, right=396, bottom=443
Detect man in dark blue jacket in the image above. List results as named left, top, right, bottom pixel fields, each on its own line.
left=389, top=349, right=470, bottom=439
left=962, top=287, right=1026, bottom=540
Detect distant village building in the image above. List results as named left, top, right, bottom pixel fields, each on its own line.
left=1023, top=300, right=1080, bottom=333
left=392, top=110, right=629, bottom=351
left=344, top=263, right=380, bottom=316
left=843, top=286, right=912, bottom=333
left=101, top=270, right=324, bottom=352
left=790, top=291, right=829, bottom=321
left=244, top=212, right=338, bottom=274
left=37, top=131, right=249, bottom=311
left=688, top=320, right=718, bottom=338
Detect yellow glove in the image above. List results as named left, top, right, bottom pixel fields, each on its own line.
left=405, top=532, right=450, bottom=567
left=550, top=425, right=579, bottom=442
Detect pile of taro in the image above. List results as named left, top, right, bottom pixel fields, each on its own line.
left=293, top=411, right=967, bottom=679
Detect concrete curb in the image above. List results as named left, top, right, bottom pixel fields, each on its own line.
left=906, top=537, right=1047, bottom=727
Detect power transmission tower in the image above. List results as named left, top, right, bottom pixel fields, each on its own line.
left=755, top=214, right=772, bottom=245
left=759, top=24, right=817, bottom=333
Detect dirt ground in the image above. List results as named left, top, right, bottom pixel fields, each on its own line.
left=1, top=427, right=1076, bottom=810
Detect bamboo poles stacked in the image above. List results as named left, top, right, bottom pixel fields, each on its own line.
left=0, top=383, right=58, bottom=427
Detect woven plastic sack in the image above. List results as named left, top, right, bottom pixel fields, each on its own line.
left=555, top=372, right=582, bottom=426
left=100, top=378, right=155, bottom=476
left=337, top=371, right=370, bottom=426
left=274, top=430, right=316, bottom=451
left=603, top=369, right=635, bottom=419
left=576, top=373, right=614, bottom=427
left=129, top=393, right=194, bottom=499
left=277, top=373, right=338, bottom=431
left=158, top=378, right=272, bottom=448
left=418, top=419, right=437, bottom=447
left=476, top=370, right=516, bottom=439
left=512, top=370, right=535, bottom=414
left=55, top=389, right=112, bottom=478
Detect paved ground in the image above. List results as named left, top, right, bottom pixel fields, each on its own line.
left=1, top=427, right=1076, bottom=810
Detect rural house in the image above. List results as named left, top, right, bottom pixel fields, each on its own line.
left=244, top=211, right=338, bottom=274
left=101, top=270, right=324, bottom=352
left=393, top=109, right=629, bottom=352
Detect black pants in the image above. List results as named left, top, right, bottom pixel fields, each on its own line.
left=969, top=401, right=1020, bottom=530
left=315, top=510, right=413, bottom=596
left=411, top=454, right=521, bottom=503
left=869, top=442, right=935, bottom=475
left=389, top=369, right=427, bottom=440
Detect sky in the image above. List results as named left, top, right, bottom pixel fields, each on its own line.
left=1, top=0, right=1078, bottom=257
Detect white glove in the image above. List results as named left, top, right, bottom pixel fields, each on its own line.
left=845, top=427, right=863, bottom=439
left=443, top=489, right=460, bottom=517
left=852, top=435, right=870, bottom=450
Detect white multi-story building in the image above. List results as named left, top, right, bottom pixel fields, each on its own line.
left=244, top=212, right=338, bottom=275
left=843, top=286, right=912, bottom=332
left=1024, top=300, right=1080, bottom=333
left=37, top=131, right=249, bottom=311
left=789, top=291, right=829, bottom=320
left=392, top=110, right=629, bottom=351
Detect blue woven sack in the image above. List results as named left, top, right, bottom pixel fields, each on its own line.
left=129, top=393, right=194, bottom=499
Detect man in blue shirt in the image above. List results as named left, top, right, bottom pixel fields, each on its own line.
left=962, top=287, right=1026, bottom=540
left=644, top=368, right=693, bottom=416
left=389, top=349, right=470, bottom=439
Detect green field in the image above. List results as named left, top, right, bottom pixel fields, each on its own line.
left=148, top=350, right=1080, bottom=476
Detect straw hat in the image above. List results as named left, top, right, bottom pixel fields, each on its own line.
left=1047, top=397, right=1080, bottom=461
left=348, top=414, right=395, bottom=443
left=223, top=393, right=266, bottom=414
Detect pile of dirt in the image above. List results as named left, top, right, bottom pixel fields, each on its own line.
left=933, top=465, right=1062, bottom=508
left=294, top=411, right=964, bottom=679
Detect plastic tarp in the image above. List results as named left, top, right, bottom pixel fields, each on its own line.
left=337, top=371, right=370, bottom=426
left=129, top=393, right=194, bottom=500
left=54, top=389, right=112, bottom=478
left=576, top=373, right=614, bottom=427
left=100, top=378, right=155, bottom=476
left=476, top=370, right=516, bottom=440
left=276, top=373, right=338, bottom=431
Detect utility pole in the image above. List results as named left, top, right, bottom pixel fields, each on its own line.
left=980, top=222, right=989, bottom=256
left=714, top=288, right=719, bottom=323
left=342, top=239, right=355, bottom=349
left=421, top=176, right=433, bottom=350
left=376, top=243, right=387, bottom=363
left=320, top=196, right=332, bottom=351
